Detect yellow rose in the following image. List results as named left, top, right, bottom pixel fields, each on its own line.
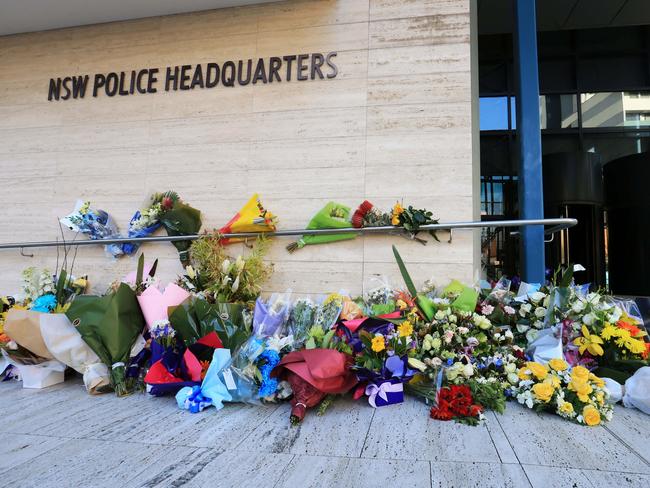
left=397, top=321, right=414, bottom=338
left=559, top=401, right=574, bottom=415
left=517, top=367, right=531, bottom=381
left=532, top=382, right=554, bottom=403
left=568, top=379, right=593, bottom=403
left=589, top=373, right=605, bottom=388
left=371, top=335, right=385, bottom=353
left=544, top=374, right=561, bottom=389
left=548, top=358, right=568, bottom=372
left=582, top=405, right=601, bottom=426
left=526, top=361, right=549, bottom=381
left=571, top=366, right=590, bottom=381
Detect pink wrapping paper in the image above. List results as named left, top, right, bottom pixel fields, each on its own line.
left=137, top=283, right=190, bottom=329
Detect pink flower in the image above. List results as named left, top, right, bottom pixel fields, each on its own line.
left=504, top=306, right=515, bottom=315
left=481, top=304, right=495, bottom=315
left=443, top=330, right=455, bottom=344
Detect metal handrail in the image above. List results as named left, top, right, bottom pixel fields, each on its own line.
left=0, top=218, right=577, bottom=251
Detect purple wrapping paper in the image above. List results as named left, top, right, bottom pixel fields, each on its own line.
left=365, top=378, right=404, bottom=407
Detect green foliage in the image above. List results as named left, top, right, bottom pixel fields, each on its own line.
left=187, top=234, right=273, bottom=304
left=468, top=379, right=506, bottom=415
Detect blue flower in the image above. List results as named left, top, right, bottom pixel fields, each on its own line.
left=495, top=358, right=503, bottom=368
left=446, top=358, right=454, bottom=366
left=30, top=294, right=57, bottom=313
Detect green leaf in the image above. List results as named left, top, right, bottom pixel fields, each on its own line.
left=55, top=269, right=67, bottom=306
left=135, top=254, right=145, bottom=290
left=392, top=245, right=417, bottom=297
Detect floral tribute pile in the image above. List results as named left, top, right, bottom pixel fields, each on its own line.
left=1, top=196, right=650, bottom=426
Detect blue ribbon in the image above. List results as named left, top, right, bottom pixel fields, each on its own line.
left=186, top=385, right=213, bottom=414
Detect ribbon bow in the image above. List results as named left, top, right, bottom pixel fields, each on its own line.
left=365, top=380, right=402, bottom=408
left=185, top=385, right=212, bottom=413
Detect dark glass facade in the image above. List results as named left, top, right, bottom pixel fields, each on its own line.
left=479, top=25, right=650, bottom=288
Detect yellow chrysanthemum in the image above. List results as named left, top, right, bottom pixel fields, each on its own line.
left=595, top=391, right=605, bottom=405
left=397, top=321, right=414, bottom=338
left=532, top=382, right=554, bottom=402
left=548, top=358, right=568, bottom=372
left=371, top=335, right=385, bottom=353
left=582, top=405, right=601, bottom=426
left=573, top=325, right=604, bottom=356
left=525, top=361, right=549, bottom=381
left=601, top=323, right=620, bottom=341
left=615, top=335, right=647, bottom=355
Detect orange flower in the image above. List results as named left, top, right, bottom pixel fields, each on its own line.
left=616, top=320, right=643, bottom=337
left=200, top=360, right=211, bottom=380
left=0, top=333, right=10, bottom=344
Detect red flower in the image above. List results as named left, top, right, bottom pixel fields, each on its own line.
left=470, top=404, right=483, bottom=417
left=162, top=196, right=174, bottom=210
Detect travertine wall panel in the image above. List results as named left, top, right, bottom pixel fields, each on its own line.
left=0, top=0, right=478, bottom=298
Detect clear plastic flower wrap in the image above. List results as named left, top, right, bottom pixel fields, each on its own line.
left=252, top=290, right=292, bottom=338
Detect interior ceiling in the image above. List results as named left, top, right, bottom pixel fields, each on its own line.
left=479, top=0, right=650, bottom=34
left=0, top=0, right=279, bottom=36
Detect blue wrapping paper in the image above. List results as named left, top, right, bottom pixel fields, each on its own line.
left=176, top=349, right=233, bottom=412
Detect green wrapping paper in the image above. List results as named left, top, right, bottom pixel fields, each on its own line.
left=286, top=202, right=357, bottom=252
left=65, top=283, right=144, bottom=396
left=169, top=297, right=250, bottom=352
left=159, top=200, right=202, bottom=265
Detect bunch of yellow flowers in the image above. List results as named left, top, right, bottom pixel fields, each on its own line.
left=514, top=359, right=613, bottom=426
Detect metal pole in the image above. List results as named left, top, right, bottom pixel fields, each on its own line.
left=0, top=218, right=577, bottom=251
left=514, top=0, right=546, bottom=283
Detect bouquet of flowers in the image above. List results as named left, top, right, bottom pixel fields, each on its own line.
left=144, top=319, right=203, bottom=396
left=286, top=202, right=356, bottom=253
left=60, top=200, right=122, bottom=256
left=2, top=309, right=67, bottom=388
left=353, top=200, right=440, bottom=244
left=514, top=359, right=613, bottom=426
left=273, top=348, right=358, bottom=424
left=39, top=313, right=111, bottom=394
left=353, top=312, right=418, bottom=407
left=252, top=292, right=291, bottom=338
left=22, top=267, right=87, bottom=313
left=287, top=298, right=317, bottom=346
left=116, top=197, right=165, bottom=255
left=218, top=194, right=277, bottom=245
left=429, top=384, right=484, bottom=425
left=65, top=282, right=145, bottom=396
left=180, top=235, right=273, bottom=304
left=154, top=191, right=202, bottom=265
left=364, top=277, right=397, bottom=317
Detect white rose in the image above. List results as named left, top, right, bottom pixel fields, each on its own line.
left=534, top=307, right=547, bottom=318
left=434, top=310, right=446, bottom=321
left=571, top=300, right=585, bottom=313
left=507, top=372, right=519, bottom=385
left=583, top=313, right=597, bottom=326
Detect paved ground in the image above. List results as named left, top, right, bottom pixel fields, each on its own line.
left=1, top=378, right=649, bottom=488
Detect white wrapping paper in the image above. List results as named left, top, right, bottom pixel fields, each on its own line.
left=39, top=313, right=110, bottom=394
left=1, top=349, right=65, bottom=389
left=527, top=323, right=564, bottom=364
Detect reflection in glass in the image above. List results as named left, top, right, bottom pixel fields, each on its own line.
left=480, top=97, right=509, bottom=130
left=581, top=91, right=650, bottom=128
left=540, top=94, right=578, bottom=129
